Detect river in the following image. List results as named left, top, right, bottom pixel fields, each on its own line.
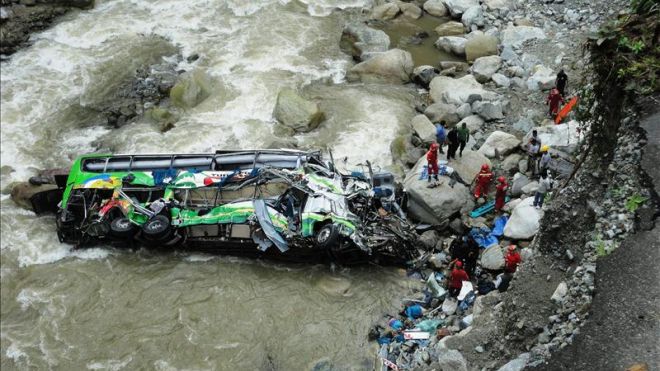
left=0, top=0, right=433, bottom=369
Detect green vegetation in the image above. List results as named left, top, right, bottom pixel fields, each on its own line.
left=625, top=193, right=648, bottom=212
left=593, top=234, right=611, bottom=257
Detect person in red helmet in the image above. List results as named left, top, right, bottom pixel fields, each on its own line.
left=449, top=260, right=470, bottom=297
left=495, top=176, right=509, bottom=212
left=427, top=143, right=439, bottom=183
left=473, top=164, right=493, bottom=199
left=504, top=245, right=522, bottom=273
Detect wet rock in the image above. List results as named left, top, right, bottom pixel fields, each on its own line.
left=480, top=244, right=504, bottom=270
left=370, top=3, right=400, bottom=20
left=424, top=0, right=448, bottom=17
left=340, top=23, right=390, bottom=61
left=526, top=65, right=556, bottom=91
left=461, top=6, right=484, bottom=29
left=430, top=75, right=494, bottom=106
left=170, top=69, right=212, bottom=108
left=435, top=21, right=464, bottom=36
left=273, top=88, right=325, bottom=133
left=412, top=65, right=439, bottom=87
left=436, top=347, right=468, bottom=371
left=391, top=135, right=426, bottom=168
left=403, top=156, right=473, bottom=225
left=412, top=114, right=437, bottom=144
left=522, top=121, right=580, bottom=154
left=470, top=55, right=502, bottom=83
left=500, top=25, right=546, bottom=48
left=10, top=182, right=58, bottom=210
left=464, top=35, right=498, bottom=62
left=435, top=36, right=467, bottom=56
left=458, top=115, right=485, bottom=133
left=347, top=49, right=414, bottom=84
left=478, top=131, right=521, bottom=158
left=503, top=197, right=542, bottom=239
left=443, top=0, right=479, bottom=17
left=424, top=102, right=460, bottom=125
left=450, top=150, right=491, bottom=183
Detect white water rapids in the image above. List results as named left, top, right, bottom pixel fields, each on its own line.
left=0, top=0, right=423, bottom=369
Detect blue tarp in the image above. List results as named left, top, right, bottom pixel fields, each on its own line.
left=491, top=215, right=508, bottom=237
left=469, top=227, right=499, bottom=248
left=418, top=165, right=451, bottom=180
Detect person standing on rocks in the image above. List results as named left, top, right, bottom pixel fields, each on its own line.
left=534, top=169, right=553, bottom=209
left=504, top=245, right=522, bottom=273
left=555, top=69, right=568, bottom=97
left=495, top=176, right=509, bottom=212
left=448, top=261, right=470, bottom=297
left=426, top=143, right=439, bottom=183
left=527, top=138, right=541, bottom=176
left=473, top=164, right=493, bottom=199
left=547, top=87, right=565, bottom=118
left=539, top=145, right=552, bottom=174
left=446, top=126, right=460, bottom=160
left=457, top=122, right=470, bottom=157
left=435, top=121, right=446, bottom=154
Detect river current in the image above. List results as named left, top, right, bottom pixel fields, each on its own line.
left=0, top=0, right=428, bottom=369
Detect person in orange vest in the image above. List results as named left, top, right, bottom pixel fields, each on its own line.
left=504, top=245, right=522, bottom=273
left=473, top=164, right=493, bottom=199
left=546, top=87, right=565, bottom=118
left=495, top=176, right=508, bottom=212
left=427, top=143, right=439, bottom=183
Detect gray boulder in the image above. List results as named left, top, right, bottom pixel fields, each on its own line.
left=511, top=173, right=530, bottom=196
left=170, top=69, right=212, bottom=109
left=491, top=73, right=511, bottom=88
left=412, top=65, right=439, bottom=87
left=497, top=353, right=530, bottom=371
left=456, top=103, right=472, bottom=119
left=391, top=135, right=426, bottom=168
left=273, top=88, right=325, bottom=133
left=521, top=181, right=539, bottom=195
left=435, top=21, right=465, bottom=37
left=521, top=121, right=580, bottom=154
left=436, top=348, right=468, bottom=371
left=459, top=115, right=485, bottom=133
left=340, top=23, right=390, bottom=61
left=435, top=36, right=468, bottom=56
left=443, top=0, right=479, bottom=17
left=10, top=182, right=58, bottom=210
left=526, top=65, right=556, bottom=91
left=503, top=197, right=542, bottom=239
left=478, top=130, right=521, bottom=158
left=500, top=25, right=546, bottom=48
left=399, top=1, right=423, bottom=19
left=450, top=150, right=491, bottom=182
left=470, top=55, right=502, bottom=83
left=483, top=0, right=512, bottom=10
left=347, top=49, right=414, bottom=84
left=472, top=100, right=504, bottom=121
left=430, top=75, right=494, bottom=106
left=424, top=0, right=448, bottom=16
left=412, top=114, right=437, bottom=143
left=461, top=6, right=484, bottom=28
left=403, top=156, right=473, bottom=224
left=370, top=3, right=400, bottom=20
left=502, top=153, right=522, bottom=174
left=480, top=244, right=504, bottom=270
left=464, top=34, right=498, bottom=62
left=424, top=102, right=460, bottom=125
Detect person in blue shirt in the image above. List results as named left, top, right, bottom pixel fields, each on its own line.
left=435, top=121, right=446, bottom=154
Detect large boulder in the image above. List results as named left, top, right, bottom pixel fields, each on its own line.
left=424, top=0, right=448, bottom=16
left=347, top=49, right=414, bottom=84
left=491, top=73, right=511, bottom=88
left=502, top=153, right=522, bottom=174
left=464, top=34, right=498, bottom=62
left=10, top=182, right=59, bottom=210
left=522, top=121, right=580, bottom=154
left=483, top=0, right=512, bottom=10
left=391, top=135, right=426, bottom=167
left=478, top=131, right=521, bottom=158
left=511, top=173, right=530, bottom=197
left=170, top=69, right=213, bottom=108
left=500, top=25, right=546, bottom=48
left=435, top=36, right=468, bottom=56
left=436, top=348, right=468, bottom=371
left=412, top=65, right=439, bottom=87
left=458, top=115, right=485, bottom=133
left=403, top=156, right=474, bottom=225
left=449, top=150, right=491, bottom=182
left=412, top=114, right=437, bottom=143
left=526, top=65, right=556, bottom=91
left=470, top=55, right=502, bottom=82
left=429, top=75, right=494, bottom=106
left=424, top=102, right=460, bottom=125
left=340, top=23, right=390, bottom=61
left=472, top=100, right=504, bottom=121
left=503, top=197, right=542, bottom=239
left=443, top=0, right=479, bottom=17
left=398, top=2, right=423, bottom=19
left=435, top=21, right=465, bottom=37
left=461, top=6, right=484, bottom=29
left=370, top=3, right=400, bottom=20
left=480, top=244, right=504, bottom=270
left=273, top=88, right=325, bottom=133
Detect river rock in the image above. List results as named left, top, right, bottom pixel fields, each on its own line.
left=478, top=131, right=521, bottom=158
left=398, top=2, right=423, bottom=19
left=502, top=153, right=522, bottom=173
left=273, top=88, right=325, bottom=133
left=435, top=21, right=465, bottom=36
left=430, top=75, right=493, bottom=106
left=483, top=0, right=512, bottom=10
left=456, top=103, right=472, bottom=119
left=347, top=49, right=414, bottom=84
left=503, top=197, right=542, bottom=239
left=370, top=3, right=400, bottom=20
left=522, top=121, right=580, bottom=154
left=435, top=36, right=467, bottom=56
left=470, top=55, right=502, bottom=83
left=450, top=150, right=491, bottom=182
left=443, top=0, right=479, bottom=17
left=459, top=115, right=485, bottom=133
left=391, top=135, right=426, bottom=167
left=439, top=61, right=470, bottom=73
left=461, top=6, right=484, bottom=29
left=340, top=23, right=390, bottom=61
left=521, top=181, right=539, bottom=194
left=491, top=73, right=511, bottom=88
left=10, top=182, right=58, bottom=210
left=412, top=114, right=437, bottom=143
left=480, top=244, right=504, bottom=270
left=423, top=0, right=448, bottom=16
left=472, top=100, right=504, bottom=121
left=420, top=230, right=441, bottom=249
left=464, top=34, right=498, bottom=62
left=551, top=282, right=568, bottom=304
left=500, top=25, right=546, bottom=48
left=511, top=173, right=530, bottom=196
left=424, top=102, right=460, bottom=125
left=436, top=348, right=468, bottom=371
left=412, top=65, right=439, bottom=87
left=526, top=65, right=556, bottom=91
left=496, top=353, right=530, bottom=371
left=403, top=156, right=473, bottom=225
left=170, top=69, right=212, bottom=108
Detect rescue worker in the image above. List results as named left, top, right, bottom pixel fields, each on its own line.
left=435, top=121, right=446, bottom=154
left=527, top=138, right=541, bottom=176
left=464, top=235, right=480, bottom=277
left=504, top=245, right=522, bottom=273
left=495, top=176, right=508, bottom=212
left=473, top=164, right=493, bottom=199
left=546, top=87, right=565, bottom=118
left=539, top=145, right=552, bottom=173
left=457, top=122, right=470, bottom=157
left=427, top=143, right=439, bottom=183
left=449, top=260, right=470, bottom=297
left=556, top=69, right=568, bottom=97
left=447, top=126, right=460, bottom=160
left=534, top=169, right=553, bottom=209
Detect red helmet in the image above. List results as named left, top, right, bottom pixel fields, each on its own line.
left=498, top=176, right=506, bottom=183
left=481, top=164, right=490, bottom=172
left=430, top=143, right=439, bottom=151
left=455, top=260, right=463, bottom=268
left=508, top=245, right=517, bottom=252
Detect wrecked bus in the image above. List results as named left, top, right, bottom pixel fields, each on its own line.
left=31, top=150, right=427, bottom=266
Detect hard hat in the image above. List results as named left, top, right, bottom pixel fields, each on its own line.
left=431, top=143, right=439, bottom=150
left=498, top=176, right=506, bottom=183
left=455, top=260, right=463, bottom=268
left=541, top=145, right=550, bottom=152
left=481, top=164, right=490, bottom=171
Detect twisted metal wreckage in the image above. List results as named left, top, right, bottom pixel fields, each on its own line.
left=31, top=150, right=429, bottom=266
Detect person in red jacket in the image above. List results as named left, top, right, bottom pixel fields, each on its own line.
left=473, top=164, right=493, bottom=199
left=495, top=176, right=508, bottom=212
left=546, top=87, right=564, bottom=118
left=504, top=245, right=522, bottom=273
left=449, top=260, right=470, bottom=297
left=427, top=143, right=439, bottom=183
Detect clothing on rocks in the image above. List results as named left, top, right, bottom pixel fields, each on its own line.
left=447, top=128, right=459, bottom=160
left=556, top=70, right=568, bottom=96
